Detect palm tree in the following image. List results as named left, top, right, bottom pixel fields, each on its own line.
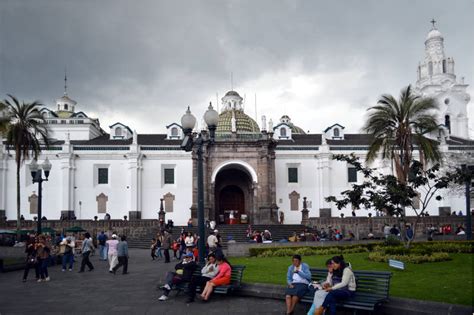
left=364, top=85, right=441, bottom=183
left=1, top=95, right=49, bottom=232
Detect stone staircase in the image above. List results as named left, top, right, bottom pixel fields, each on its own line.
left=127, top=224, right=310, bottom=249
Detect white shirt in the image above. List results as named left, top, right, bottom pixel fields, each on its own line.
left=207, top=234, right=218, bottom=247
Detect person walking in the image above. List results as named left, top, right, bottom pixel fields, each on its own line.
left=22, top=237, right=39, bottom=282
left=151, top=238, right=158, bottom=260
left=112, top=235, right=129, bottom=275
left=36, top=235, right=51, bottom=282
left=78, top=232, right=94, bottom=273
left=97, top=231, right=108, bottom=261
left=106, top=234, right=119, bottom=272
left=61, top=237, right=74, bottom=271
left=162, top=230, right=172, bottom=263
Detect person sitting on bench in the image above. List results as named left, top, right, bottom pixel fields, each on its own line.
left=315, top=255, right=356, bottom=315
left=158, top=252, right=197, bottom=301
left=307, top=259, right=341, bottom=315
left=186, top=253, right=219, bottom=303
left=200, top=254, right=231, bottom=301
left=285, top=254, right=312, bottom=315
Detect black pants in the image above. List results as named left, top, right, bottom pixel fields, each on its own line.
left=188, top=275, right=211, bottom=300
left=80, top=251, right=94, bottom=271
left=114, top=256, right=128, bottom=274
left=163, top=249, right=170, bottom=263
left=23, top=260, right=39, bottom=280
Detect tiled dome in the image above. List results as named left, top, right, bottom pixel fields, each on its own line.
left=216, top=110, right=260, bottom=134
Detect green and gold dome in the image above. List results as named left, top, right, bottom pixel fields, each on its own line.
left=216, top=90, right=260, bottom=134
left=216, top=110, right=260, bottom=134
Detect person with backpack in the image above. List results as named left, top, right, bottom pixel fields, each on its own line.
left=78, top=232, right=94, bottom=273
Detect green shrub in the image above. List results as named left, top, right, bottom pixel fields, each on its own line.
left=383, top=235, right=402, bottom=246
left=248, top=241, right=473, bottom=258
left=368, top=252, right=451, bottom=264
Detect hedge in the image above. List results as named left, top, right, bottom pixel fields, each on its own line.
left=249, top=241, right=473, bottom=258
left=368, top=252, right=452, bottom=264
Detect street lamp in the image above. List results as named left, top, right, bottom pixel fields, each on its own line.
left=181, top=102, right=218, bottom=264
left=28, top=157, right=52, bottom=235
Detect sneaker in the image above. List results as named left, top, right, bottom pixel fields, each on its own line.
left=62, top=269, right=66, bottom=272
left=68, top=269, right=72, bottom=272
left=37, top=279, right=43, bottom=282
left=158, top=295, right=168, bottom=301
left=45, top=277, right=50, bottom=282
left=163, top=284, right=171, bottom=291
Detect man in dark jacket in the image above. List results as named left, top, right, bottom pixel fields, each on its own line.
left=162, top=231, right=172, bottom=263
left=158, top=252, right=197, bottom=301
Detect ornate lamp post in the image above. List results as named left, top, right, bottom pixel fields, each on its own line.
left=28, top=157, right=52, bottom=235
left=181, top=103, right=219, bottom=264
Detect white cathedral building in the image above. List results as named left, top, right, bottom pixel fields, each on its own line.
left=0, top=24, right=472, bottom=225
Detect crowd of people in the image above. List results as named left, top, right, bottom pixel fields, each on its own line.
left=21, top=230, right=130, bottom=283
left=285, top=254, right=356, bottom=315
left=153, top=227, right=231, bottom=303
left=150, top=228, right=223, bottom=263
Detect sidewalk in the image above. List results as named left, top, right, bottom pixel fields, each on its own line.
left=0, top=248, right=301, bottom=315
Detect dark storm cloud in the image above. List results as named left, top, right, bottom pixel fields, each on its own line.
left=1, top=0, right=473, bottom=135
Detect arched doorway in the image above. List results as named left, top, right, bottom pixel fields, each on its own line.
left=214, top=168, right=253, bottom=224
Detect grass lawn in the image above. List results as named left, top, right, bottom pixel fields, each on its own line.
left=230, top=253, right=473, bottom=306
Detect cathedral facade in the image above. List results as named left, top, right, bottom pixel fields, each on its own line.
left=0, top=25, right=472, bottom=225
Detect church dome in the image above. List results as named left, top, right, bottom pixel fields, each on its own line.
left=225, top=90, right=241, bottom=97
left=426, top=28, right=443, bottom=41
left=216, top=110, right=260, bottom=134
left=278, top=115, right=306, bottom=134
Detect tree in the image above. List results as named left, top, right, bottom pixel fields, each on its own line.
left=1, top=95, right=49, bottom=232
left=325, top=154, right=461, bottom=248
left=364, top=85, right=441, bottom=183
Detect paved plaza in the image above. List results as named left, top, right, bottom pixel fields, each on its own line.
left=0, top=249, right=301, bottom=315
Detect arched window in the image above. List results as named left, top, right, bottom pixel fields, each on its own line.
left=171, top=127, right=178, bottom=136
left=334, top=128, right=340, bottom=137
left=442, top=59, right=447, bottom=73
left=64, top=104, right=68, bottom=110
left=444, top=115, right=451, bottom=133
left=428, top=62, right=433, bottom=76
left=280, top=128, right=287, bottom=138
left=115, top=128, right=122, bottom=137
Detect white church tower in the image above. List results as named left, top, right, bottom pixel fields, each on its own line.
left=415, top=20, right=470, bottom=139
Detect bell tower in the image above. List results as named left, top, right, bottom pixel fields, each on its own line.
left=415, top=20, right=470, bottom=139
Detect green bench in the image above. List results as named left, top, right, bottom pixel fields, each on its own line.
left=301, top=268, right=392, bottom=314
left=173, top=265, right=246, bottom=295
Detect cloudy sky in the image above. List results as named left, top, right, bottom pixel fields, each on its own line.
left=1, top=0, right=473, bottom=136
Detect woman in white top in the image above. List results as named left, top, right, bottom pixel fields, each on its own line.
left=106, top=234, right=119, bottom=272
left=307, top=259, right=335, bottom=315
left=315, top=255, right=356, bottom=315
left=184, top=232, right=195, bottom=248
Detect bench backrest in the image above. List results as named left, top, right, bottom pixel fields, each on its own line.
left=310, top=268, right=392, bottom=301
left=230, top=265, right=246, bottom=287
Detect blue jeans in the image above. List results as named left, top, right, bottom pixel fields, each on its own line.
left=99, top=245, right=108, bottom=260
left=322, top=289, right=355, bottom=315
left=38, top=258, right=49, bottom=279
left=62, top=253, right=74, bottom=270
left=156, top=247, right=163, bottom=258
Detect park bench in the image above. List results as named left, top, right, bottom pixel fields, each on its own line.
left=301, top=268, right=392, bottom=314
left=173, top=264, right=246, bottom=296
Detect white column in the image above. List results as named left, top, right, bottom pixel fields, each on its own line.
left=59, top=139, right=74, bottom=216
left=127, top=152, right=142, bottom=214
